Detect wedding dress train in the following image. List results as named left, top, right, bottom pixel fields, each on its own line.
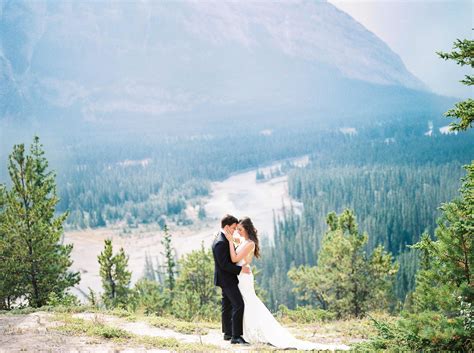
left=236, top=239, right=349, bottom=351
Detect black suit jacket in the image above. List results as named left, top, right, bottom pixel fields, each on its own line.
left=212, top=232, right=242, bottom=288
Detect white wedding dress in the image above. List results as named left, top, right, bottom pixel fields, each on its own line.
left=236, top=239, right=349, bottom=351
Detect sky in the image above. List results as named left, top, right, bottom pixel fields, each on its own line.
left=329, top=0, right=473, bottom=99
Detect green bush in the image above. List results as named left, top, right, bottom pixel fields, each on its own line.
left=128, top=245, right=221, bottom=322
left=146, top=315, right=211, bottom=335
left=94, top=325, right=131, bottom=339
left=359, top=311, right=472, bottom=351
left=46, top=292, right=80, bottom=307
left=170, top=244, right=221, bottom=322
left=130, top=279, right=170, bottom=316
left=276, top=304, right=336, bottom=323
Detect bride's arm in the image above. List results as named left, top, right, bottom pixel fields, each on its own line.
left=228, top=240, right=255, bottom=264
left=227, top=239, right=238, bottom=263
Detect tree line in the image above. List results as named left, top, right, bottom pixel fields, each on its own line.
left=2, top=113, right=470, bottom=230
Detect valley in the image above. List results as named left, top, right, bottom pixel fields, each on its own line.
left=64, top=156, right=307, bottom=300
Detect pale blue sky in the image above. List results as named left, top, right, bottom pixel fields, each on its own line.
left=330, top=0, right=473, bottom=99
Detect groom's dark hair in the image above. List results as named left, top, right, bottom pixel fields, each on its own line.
left=221, top=214, right=238, bottom=228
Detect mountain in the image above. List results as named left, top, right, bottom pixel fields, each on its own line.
left=0, top=0, right=453, bottom=130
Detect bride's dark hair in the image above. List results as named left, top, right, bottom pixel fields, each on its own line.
left=239, top=217, right=260, bottom=258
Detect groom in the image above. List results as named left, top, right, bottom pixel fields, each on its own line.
left=212, top=214, right=250, bottom=345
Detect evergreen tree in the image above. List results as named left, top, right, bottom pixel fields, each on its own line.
left=198, top=205, right=206, bottom=220
left=98, top=239, right=131, bottom=308
left=172, top=243, right=220, bottom=320
left=161, top=224, right=176, bottom=293
left=437, top=39, right=474, bottom=131
left=95, top=211, right=106, bottom=227
left=0, top=137, right=79, bottom=308
left=0, top=184, right=23, bottom=309
left=260, top=162, right=466, bottom=309
left=411, top=162, right=473, bottom=312
left=86, top=287, right=98, bottom=307
left=364, top=163, right=473, bottom=351
left=155, top=255, right=164, bottom=283
left=132, top=278, right=168, bottom=315
left=393, top=248, right=419, bottom=305
left=143, top=251, right=157, bottom=281
left=289, top=209, right=398, bottom=318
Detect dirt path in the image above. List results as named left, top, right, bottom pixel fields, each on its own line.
left=0, top=311, right=352, bottom=352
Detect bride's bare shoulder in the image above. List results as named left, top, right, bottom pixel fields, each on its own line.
left=246, top=240, right=256, bottom=249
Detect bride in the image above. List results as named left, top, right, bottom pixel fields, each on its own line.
left=224, top=217, right=349, bottom=351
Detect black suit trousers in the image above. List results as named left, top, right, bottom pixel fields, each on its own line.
left=221, top=284, right=244, bottom=337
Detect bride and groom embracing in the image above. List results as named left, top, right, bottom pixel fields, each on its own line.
left=212, top=214, right=349, bottom=350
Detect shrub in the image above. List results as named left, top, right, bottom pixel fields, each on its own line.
left=277, top=304, right=336, bottom=323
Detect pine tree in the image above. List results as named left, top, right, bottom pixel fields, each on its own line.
left=393, top=248, right=420, bottom=305
left=0, top=184, right=23, bottom=309
left=198, top=205, right=206, bottom=220
left=87, top=287, right=98, bottom=307
left=437, top=39, right=474, bottom=131
left=365, top=163, right=473, bottom=350
left=183, top=243, right=217, bottom=307
left=95, top=211, right=106, bottom=227
left=132, top=278, right=168, bottom=315
left=0, top=137, right=80, bottom=308
left=260, top=162, right=464, bottom=308
left=143, top=251, right=157, bottom=281
left=411, top=162, right=473, bottom=312
left=161, top=224, right=176, bottom=293
left=173, top=243, right=220, bottom=320
left=98, top=239, right=131, bottom=308
left=288, top=209, right=398, bottom=318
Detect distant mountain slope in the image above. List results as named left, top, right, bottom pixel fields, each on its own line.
left=0, top=0, right=452, bottom=127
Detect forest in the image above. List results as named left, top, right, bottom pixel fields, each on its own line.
left=258, top=161, right=468, bottom=309
left=2, top=120, right=469, bottom=231
left=0, top=39, right=472, bottom=351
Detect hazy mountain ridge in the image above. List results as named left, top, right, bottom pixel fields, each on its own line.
left=0, top=0, right=436, bottom=126
left=182, top=1, right=425, bottom=88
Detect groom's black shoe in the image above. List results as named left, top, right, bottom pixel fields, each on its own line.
left=231, top=336, right=249, bottom=345
left=223, top=334, right=232, bottom=341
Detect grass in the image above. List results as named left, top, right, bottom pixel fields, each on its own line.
left=279, top=311, right=398, bottom=346
left=0, top=305, right=219, bottom=335
left=102, top=307, right=219, bottom=335
left=52, top=313, right=219, bottom=351
left=53, top=313, right=131, bottom=339
left=141, top=315, right=219, bottom=335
